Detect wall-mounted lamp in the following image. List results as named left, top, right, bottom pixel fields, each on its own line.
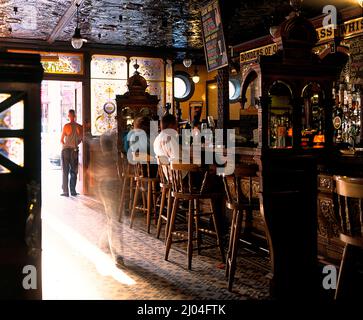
left=192, top=66, right=200, bottom=84
left=358, top=0, right=363, bottom=7
left=71, top=3, right=87, bottom=49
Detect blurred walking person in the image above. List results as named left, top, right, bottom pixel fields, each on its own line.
left=98, top=129, right=124, bottom=267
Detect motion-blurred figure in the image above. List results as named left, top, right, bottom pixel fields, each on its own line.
left=98, top=129, right=124, bottom=267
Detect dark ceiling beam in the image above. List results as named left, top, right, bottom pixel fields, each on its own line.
left=47, top=0, right=86, bottom=44
left=0, top=37, right=200, bottom=59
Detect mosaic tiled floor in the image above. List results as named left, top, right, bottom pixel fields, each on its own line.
left=42, top=168, right=271, bottom=300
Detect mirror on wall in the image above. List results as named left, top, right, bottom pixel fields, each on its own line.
left=301, top=82, right=325, bottom=148
left=268, top=81, right=293, bottom=148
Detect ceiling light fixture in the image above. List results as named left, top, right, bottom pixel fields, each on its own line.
left=192, top=66, right=200, bottom=84
left=71, top=3, right=87, bottom=49
left=183, top=55, right=192, bottom=68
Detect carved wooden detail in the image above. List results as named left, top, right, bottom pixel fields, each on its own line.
left=317, top=197, right=341, bottom=238
left=241, top=178, right=260, bottom=199
left=217, top=67, right=229, bottom=131
left=318, top=175, right=334, bottom=192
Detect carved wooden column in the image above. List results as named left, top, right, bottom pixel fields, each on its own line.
left=217, top=66, right=229, bottom=130
left=359, top=88, right=363, bottom=147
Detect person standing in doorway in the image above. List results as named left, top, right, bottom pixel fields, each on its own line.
left=60, top=109, right=83, bottom=197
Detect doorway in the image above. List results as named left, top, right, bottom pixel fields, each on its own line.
left=40, top=80, right=83, bottom=195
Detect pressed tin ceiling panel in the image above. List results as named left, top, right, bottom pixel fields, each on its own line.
left=57, top=0, right=204, bottom=49
left=0, top=0, right=358, bottom=50
left=0, top=0, right=72, bottom=40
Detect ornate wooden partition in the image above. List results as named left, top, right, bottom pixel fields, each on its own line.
left=116, top=61, right=159, bottom=151
left=254, top=14, right=339, bottom=298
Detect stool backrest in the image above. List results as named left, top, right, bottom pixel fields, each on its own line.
left=334, top=176, right=363, bottom=237
left=117, top=151, right=134, bottom=178
left=132, top=152, right=157, bottom=179
left=222, top=165, right=258, bottom=205
left=170, top=162, right=208, bottom=195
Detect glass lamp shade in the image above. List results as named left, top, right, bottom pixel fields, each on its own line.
left=71, top=28, right=84, bottom=49
left=313, top=134, right=325, bottom=143
left=183, top=58, right=192, bottom=68
left=358, top=0, right=363, bottom=7
left=192, top=75, right=200, bottom=84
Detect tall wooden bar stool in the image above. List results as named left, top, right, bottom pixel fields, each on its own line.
left=333, top=175, right=363, bottom=300
left=165, top=162, right=225, bottom=270
left=130, top=153, right=159, bottom=233
left=118, top=152, right=135, bottom=220
left=156, top=156, right=173, bottom=241
left=221, top=165, right=259, bottom=291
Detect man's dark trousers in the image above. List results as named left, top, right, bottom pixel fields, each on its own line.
left=61, top=148, right=79, bottom=195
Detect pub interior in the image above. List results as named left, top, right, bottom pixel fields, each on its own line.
left=0, top=0, right=362, bottom=302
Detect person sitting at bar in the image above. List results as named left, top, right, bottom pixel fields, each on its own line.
left=128, top=115, right=157, bottom=177
left=127, top=116, right=152, bottom=154
left=154, top=114, right=180, bottom=162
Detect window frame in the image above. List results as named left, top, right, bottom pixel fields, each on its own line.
left=229, top=78, right=241, bottom=103
left=173, top=71, right=195, bottom=102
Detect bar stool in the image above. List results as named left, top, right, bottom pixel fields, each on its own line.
left=333, top=175, right=363, bottom=300
left=221, top=165, right=259, bottom=291
left=130, top=153, right=159, bottom=233
left=118, top=152, right=135, bottom=221
left=156, top=156, right=173, bottom=241
left=165, top=162, right=225, bottom=270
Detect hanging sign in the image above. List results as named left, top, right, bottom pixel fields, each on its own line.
left=317, top=17, right=363, bottom=44
left=200, top=0, right=229, bottom=72
left=240, top=43, right=278, bottom=64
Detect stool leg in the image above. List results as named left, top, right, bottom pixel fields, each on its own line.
left=228, top=209, right=243, bottom=292
left=226, top=208, right=237, bottom=278
left=210, top=198, right=225, bottom=263
left=147, top=181, right=152, bottom=234
left=152, top=181, right=158, bottom=225
left=119, top=175, right=127, bottom=222
left=130, top=181, right=139, bottom=229
left=128, top=177, right=134, bottom=212
left=157, top=187, right=167, bottom=239
left=194, top=199, right=201, bottom=255
left=164, top=189, right=173, bottom=243
left=165, top=198, right=179, bottom=261
left=187, top=199, right=194, bottom=270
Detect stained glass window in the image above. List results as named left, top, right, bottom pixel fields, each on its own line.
left=0, top=93, right=11, bottom=104
left=91, top=55, right=127, bottom=80
left=129, top=57, right=166, bottom=115
left=91, top=55, right=128, bottom=136
left=129, top=57, right=164, bottom=81
left=0, top=99, right=24, bottom=130
left=0, top=138, right=24, bottom=167
left=8, top=50, right=83, bottom=75
left=0, top=92, right=25, bottom=174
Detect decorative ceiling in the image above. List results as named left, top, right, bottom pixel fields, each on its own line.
left=0, top=0, right=358, bottom=52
